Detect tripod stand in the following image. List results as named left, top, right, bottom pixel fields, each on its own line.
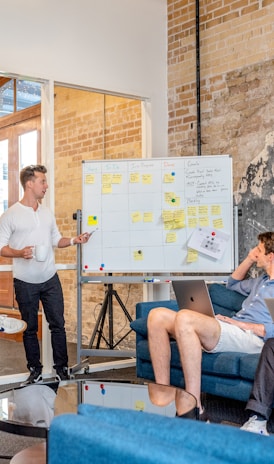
left=88, top=282, right=133, bottom=350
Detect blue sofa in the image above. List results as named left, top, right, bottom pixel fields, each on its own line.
left=130, top=284, right=262, bottom=403
left=48, top=403, right=274, bottom=463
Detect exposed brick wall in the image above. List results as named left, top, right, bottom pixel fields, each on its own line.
left=54, top=87, right=142, bottom=346
left=168, top=0, right=274, bottom=190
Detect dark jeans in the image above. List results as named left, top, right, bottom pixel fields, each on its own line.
left=246, top=338, right=274, bottom=420
left=14, top=273, right=68, bottom=371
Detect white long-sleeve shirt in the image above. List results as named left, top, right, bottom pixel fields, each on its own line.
left=0, top=202, right=61, bottom=284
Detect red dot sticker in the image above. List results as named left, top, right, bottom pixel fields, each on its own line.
left=212, top=232, right=216, bottom=236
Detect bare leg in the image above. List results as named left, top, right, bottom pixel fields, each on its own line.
left=147, top=307, right=177, bottom=404
left=174, top=310, right=221, bottom=410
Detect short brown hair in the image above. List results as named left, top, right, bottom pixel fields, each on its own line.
left=258, top=232, right=274, bottom=255
left=20, top=165, right=47, bottom=190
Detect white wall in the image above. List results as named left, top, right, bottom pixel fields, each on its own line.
left=0, top=0, right=168, bottom=156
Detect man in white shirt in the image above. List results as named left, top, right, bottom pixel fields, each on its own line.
left=0, top=164, right=90, bottom=384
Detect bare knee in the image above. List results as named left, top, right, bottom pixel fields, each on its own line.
left=174, top=309, right=197, bottom=336
left=147, top=307, right=176, bottom=333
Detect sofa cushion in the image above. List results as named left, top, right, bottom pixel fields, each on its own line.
left=239, top=353, right=260, bottom=380
left=137, top=339, right=259, bottom=381
left=208, top=283, right=246, bottom=315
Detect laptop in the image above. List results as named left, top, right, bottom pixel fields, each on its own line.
left=264, top=298, right=274, bottom=321
left=172, top=280, right=215, bottom=318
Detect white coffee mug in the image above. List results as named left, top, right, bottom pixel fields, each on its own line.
left=32, top=245, right=49, bottom=262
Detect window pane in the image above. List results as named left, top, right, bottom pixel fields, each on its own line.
left=19, top=130, right=38, bottom=197
left=0, top=139, right=8, bottom=215
left=0, top=79, right=14, bottom=117
left=16, top=80, right=41, bottom=111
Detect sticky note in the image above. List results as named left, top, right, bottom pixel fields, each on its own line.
left=134, top=250, right=143, bottom=260
left=211, top=205, right=221, bottom=215
left=142, top=174, right=152, bottom=184
left=213, top=218, right=224, bottom=229
left=130, top=173, right=140, bottom=183
left=166, top=232, right=177, bottom=243
left=85, top=174, right=95, bottom=184
left=88, top=216, right=98, bottom=226
left=198, top=205, right=208, bottom=215
left=102, top=183, right=112, bottom=194
left=187, top=206, right=197, bottom=216
left=199, top=216, right=210, bottom=227
left=187, top=248, right=198, bottom=263
left=188, top=217, right=198, bottom=228
left=164, top=173, right=175, bottom=183
left=143, top=212, right=153, bottom=222
left=131, top=212, right=142, bottom=223
left=112, top=174, right=122, bottom=184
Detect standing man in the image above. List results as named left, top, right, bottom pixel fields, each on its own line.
left=147, top=232, right=274, bottom=417
left=0, top=165, right=91, bottom=384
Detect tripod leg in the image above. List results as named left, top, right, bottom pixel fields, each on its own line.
left=113, top=290, right=133, bottom=322
left=88, top=292, right=109, bottom=349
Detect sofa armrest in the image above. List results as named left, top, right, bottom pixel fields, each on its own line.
left=130, top=300, right=178, bottom=340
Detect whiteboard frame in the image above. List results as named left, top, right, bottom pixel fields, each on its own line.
left=81, top=156, right=234, bottom=274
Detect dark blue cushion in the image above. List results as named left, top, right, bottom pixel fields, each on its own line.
left=208, top=283, right=246, bottom=315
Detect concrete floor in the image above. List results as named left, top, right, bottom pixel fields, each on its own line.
left=0, top=338, right=137, bottom=388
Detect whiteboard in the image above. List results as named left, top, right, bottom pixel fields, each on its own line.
left=81, top=156, right=234, bottom=273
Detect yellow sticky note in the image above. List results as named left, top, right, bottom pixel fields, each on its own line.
left=174, top=221, right=185, bottom=229
left=134, top=250, right=143, bottom=260
left=165, top=192, right=174, bottom=203
left=102, top=174, right=112, bottom=184
left=166, top=232, right=177, bottom=243
left=142, top=174, right=152, bottom=184
left=213, top=218, right=224, bottom=229
left=164, top=221, right=174, bottom=230
left=211, top=205, right=221, bottom=215
left=130, top=173, right=140, bottom=183
left=187, top=248, right=198, bottom=263
left=85, top=174, right=95, bottom=184
left=112, top=174, right=122, bottom=184
left=188, top=218, right=198, bottom=228
left=162, top=210, right=174, bottom=222
left=198, top=205, right=208, bottom=215
left=164, top=173, right=175, bottom=183
left=102, top=183, right=112, bottom=194
left=143, top=212, right=153, bottom=222
left=187, top=206, right=197, bottom=216
left=88, top=215, right=98, bottom=226
left=174, top=209, right=185, bottom=222
left=135, top=400, right=145, bottom=411
left=199, top=216, right=209, bottom=227
left=131, top=211, right=142, bottom=223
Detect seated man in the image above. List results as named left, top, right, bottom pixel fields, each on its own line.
left=241, top=337, right=274, bottom=436
left=147, top=231, right=274, bottom=418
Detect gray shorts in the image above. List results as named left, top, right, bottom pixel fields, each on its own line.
left=205, top=320, right=264, bottom=354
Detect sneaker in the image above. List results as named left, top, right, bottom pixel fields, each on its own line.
left=55, top=366, right=69, bottom=382
left=21, top=367, right=43, bottom=386
left=240, top=415, right=269, bottom=436
left=0, top=315, right=27, bottom=334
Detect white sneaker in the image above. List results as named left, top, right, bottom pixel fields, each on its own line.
left=0, top=315, right=27, bottom=334
left=240, top=415, right=269, bottom=436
